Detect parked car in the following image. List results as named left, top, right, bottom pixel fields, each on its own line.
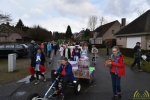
left=0, top=43, right=28, bottom=58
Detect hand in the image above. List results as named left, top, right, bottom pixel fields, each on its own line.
left=108, top=61, right=112, bottom=64
left=54, top=72, right=57, bottom=74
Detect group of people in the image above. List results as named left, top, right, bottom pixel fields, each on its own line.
left=28, top=40, right=145, bottom=100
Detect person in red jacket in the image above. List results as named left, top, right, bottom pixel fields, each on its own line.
left=104, top=46, right=125, bottom=100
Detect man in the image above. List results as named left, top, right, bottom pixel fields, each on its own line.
left=88, top=42, right=92, bottom=53
left=63, top=45, right=71, bottom=60
left=51, top=57, right=74, bottom=100
left=44, top=42, right=47, bottom=56
left=91, top=45, right=98, bottom=65
left=72, top=45, right=81, bottom=61
left=28, top=40, right=36, bottom=80
left=29, top=40, right=36, bottom=66
left=106, top=41, right=109, bottom=55
left=131, top=42, right=143, bottom=72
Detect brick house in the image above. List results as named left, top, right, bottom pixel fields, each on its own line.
left=115, top=10, right=150, bottom=50
left=0, top=24, right=30, bottom=42
left=89, top=19, right=123, bottom=44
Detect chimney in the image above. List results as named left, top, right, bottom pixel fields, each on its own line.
left=121, top=18, right=126, bottom=28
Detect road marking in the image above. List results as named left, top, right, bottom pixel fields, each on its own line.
left=84, top=85, right=97, bottom=92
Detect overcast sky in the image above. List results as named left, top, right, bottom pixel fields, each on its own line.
left=0, top=0, right=150, bottom=33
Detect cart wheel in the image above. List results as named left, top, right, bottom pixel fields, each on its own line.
left=74, top=80, right=81, bottom=95
left=27, top=93, right=40, bottom=100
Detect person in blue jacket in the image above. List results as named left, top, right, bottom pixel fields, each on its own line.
left=51, top=57, right=74, bottom=100
left=47, top=42, right=52, bottom=58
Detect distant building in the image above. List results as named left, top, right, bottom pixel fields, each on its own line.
left=89, top=20, right=122, bottom=44
left=115, top=10, right=150, bottom=50
left=0, top=24, right=30, bottom=42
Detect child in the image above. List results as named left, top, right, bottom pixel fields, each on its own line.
left=91, top=45, right=98, bottom=65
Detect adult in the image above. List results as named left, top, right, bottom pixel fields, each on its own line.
left=51, top=57, right=74, bottom=100
left=81, top=46, right=88, bottom=56
left=40, top=42, right=44, bottom=53
left=88, top=42, right=92, bottom=53
left=59, top=45, right=64, bottom=58
left=84, top=43, right=88, bottom=52
left=29, top=40, right=35, bottom=66
left=91, top=45, right=98, bottom=65
left=131, top=42, right=143, bottom=72
left=63, top=45, right=71, bottom=60
left=72, top=45, right=81, bottom=61
left=106, top=41, right=110, bottom=55
left=33, top=47, right=46, bottom=84
left=44, top=42, right=47, bottom=56
left=53, top=43, right=58, bottom=55
left=47, top=42, right=52, bottom=58
left=104, top=46, right=125, bottom=100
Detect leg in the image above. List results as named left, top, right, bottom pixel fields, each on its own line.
left=36, top=71, right=39, bottom=80
left=116, top=75, right=121, bottom=93
left=51, top=70, right=56, bottom=82
left=111, top=73, right=117, bottom=95
left=136, top=58, right=141, bottom=70
left=131, top=58, right=136, bottom=68
left=38, top=71, right=45, bottom=78
left=62, top=77, right=70, bottom=94
left=48, top=51, right=50, bottom=57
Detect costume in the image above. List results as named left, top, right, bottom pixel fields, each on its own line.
left=63, top=48, right=71, bottom=59
left=72, top=48, right=81, bottom=61
left=59, top=46, right=64, bottom=57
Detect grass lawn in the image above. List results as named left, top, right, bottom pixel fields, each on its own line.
left=0, top=57, right=50, bottom=84
left=104, top=56, right=150, bottom=73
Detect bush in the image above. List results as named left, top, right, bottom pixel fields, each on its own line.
left=120, top=48, right=150, bottom=58
left=92, top=44, right=106, bottom=48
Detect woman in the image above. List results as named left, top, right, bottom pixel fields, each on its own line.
left=40, top=42, right=44, bottom=53
left=81, top=47, right=88, bottom=57
left=63, top=45, right=71, bottom=60
left=59, top=45, right=64, bottom=58
left=33, top=47, right=46, bottom=84
left=72, top=45, right=81, bottom=61
left=84, top=43, right=88, bottom=52
left=104, top=46, right=125, bottom=100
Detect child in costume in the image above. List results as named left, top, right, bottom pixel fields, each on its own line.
left=72, top=45, right=81, bottom=61
left=91, top=45, right=98, bottom=64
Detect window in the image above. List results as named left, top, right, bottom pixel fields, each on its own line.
left=15, top=45, right=23, bottom=49
left=5, top=45, right=14, bottom=48
left=112, top=30, right=115, bottom=34
left=0, top=45, right=5, bottom=49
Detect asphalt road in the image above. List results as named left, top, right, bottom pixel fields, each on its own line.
left=0, top=51, right=150, bottom=100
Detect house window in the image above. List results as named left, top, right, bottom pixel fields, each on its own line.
left=112, top=30, right=115, bottom=34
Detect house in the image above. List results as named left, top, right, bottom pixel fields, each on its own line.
left=115, top=10, right=150, bottom=50
left=0, top=23, right=30, bottom=42
left=89, top=19, right=123, bottom=44
left=75, top=30, right=85, bottom=40
left=73, top=32, right=79, bottom=39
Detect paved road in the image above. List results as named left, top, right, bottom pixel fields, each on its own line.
left=0, top=51, right=150, bottom=100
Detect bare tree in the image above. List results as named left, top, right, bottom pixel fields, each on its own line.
left=0, top=11, right=12, bottom=24
left=100, top=17, right=104, bottom=26
left=88, top=15, right=97, bottom=31
left=136, top=7, right=148, bottom=16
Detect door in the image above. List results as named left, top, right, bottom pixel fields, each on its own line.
left=127, top=37, right=141, bottom=48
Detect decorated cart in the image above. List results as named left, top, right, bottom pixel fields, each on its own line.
left=57, top=60, right=95, bottom=84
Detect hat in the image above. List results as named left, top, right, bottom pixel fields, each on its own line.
left=136, top=42, right=140, bottom=44
left=31, top=40, right=35, bottom=43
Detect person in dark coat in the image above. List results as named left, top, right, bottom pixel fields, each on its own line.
left=44, top=42, right=47, bottom=56
left=29, top=40, right=36, bottom=67
left=32, top=47, right=46, bottom=84
left=51, top=57, right=74, bottom=100
left=131, top=42, right=143, bottom=72
left=88, top=43, right=92, bottom=53
left=54, top=43, right=58, bottom=55
left=63, top=45, right=71, bottom=59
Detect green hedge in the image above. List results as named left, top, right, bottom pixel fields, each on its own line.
left=120, top=48, right=150, bottom=58
left=92, top=44, right=106, bottom=48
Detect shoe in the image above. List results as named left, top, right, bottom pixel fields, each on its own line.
left=112, top=96, right=118, bottom=100
left=44, top=77, right=46, bottom=81
left=130, top=67, right=135, bottom=70
left=139, top=70, right=143, bottom=72
left=35, top=80, right=40, bottom=84
left=118, top=94, right=122, bottom=99
left=60, top=93, right=64, bottom=100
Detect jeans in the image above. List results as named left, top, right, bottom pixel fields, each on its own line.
left=131, top=58, right=141, bottom=69
left=48, top=51, right=51, bottom=57
left=51, top=70, right=70, bottom=94
left=111, top=72, right=121, bottom=95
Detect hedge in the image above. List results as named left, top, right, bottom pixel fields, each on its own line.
left=120, top=48, right=150, bottom=58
